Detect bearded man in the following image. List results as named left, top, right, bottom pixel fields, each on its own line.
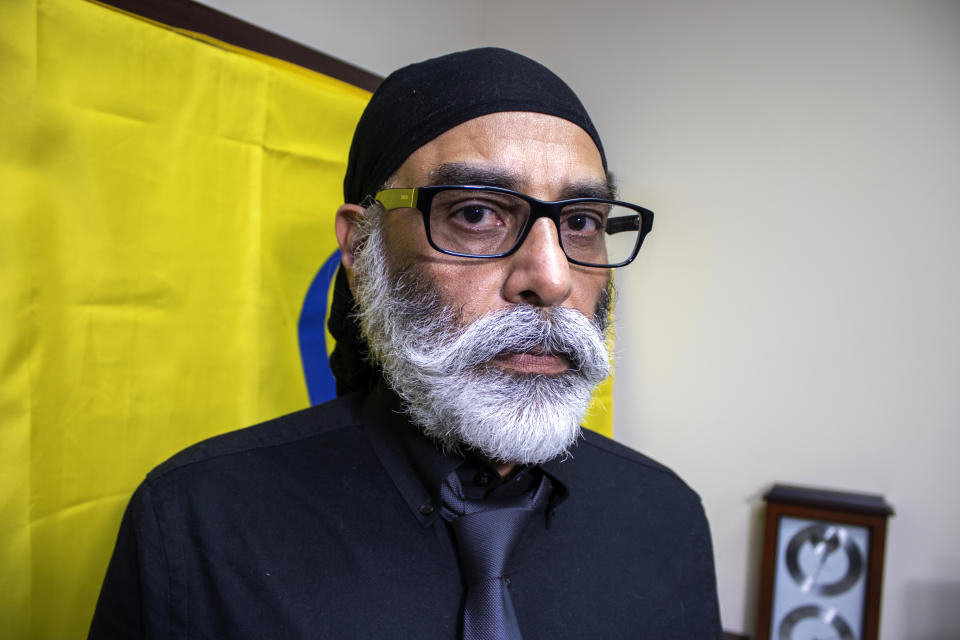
left=90, top=48, right=721, bottom=639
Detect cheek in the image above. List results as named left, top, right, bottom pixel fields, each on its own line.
left=379, top=216, right=500, bottom=316
left=569, top=269, right=611, bottom=317
left=425, top=262, right=507, bottom=321
left=381, top=213, right=426, bottom=261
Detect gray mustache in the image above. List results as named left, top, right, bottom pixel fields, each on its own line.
left=408, top=305, right=610, bottom=381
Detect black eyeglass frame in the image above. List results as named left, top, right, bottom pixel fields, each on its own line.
left=374, top=185, right=654, bottom=268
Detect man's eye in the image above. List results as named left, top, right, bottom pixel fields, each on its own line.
left=451, top=204, right=501, bottom=227
left=562, top=212, right=602, bottom=234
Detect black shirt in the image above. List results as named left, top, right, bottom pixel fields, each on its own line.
left=89, top=378, right=722, bottom=639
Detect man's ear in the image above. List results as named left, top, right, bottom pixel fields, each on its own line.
left=335, top=204, right=366, bottom=280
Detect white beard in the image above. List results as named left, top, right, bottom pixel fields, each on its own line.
left=351, top=205, right=613, bottom=465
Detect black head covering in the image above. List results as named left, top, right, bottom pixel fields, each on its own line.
left=342, top=47, right=606, bottom=204
left=329, top=47, right=606, bottom=395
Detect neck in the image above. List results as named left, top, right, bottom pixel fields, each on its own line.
left=488, top=459, right=520, bottom=479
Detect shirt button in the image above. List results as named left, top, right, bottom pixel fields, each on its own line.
left=419, top=500, right=435, bottom=515
left=474, top=473, right=492, bottom=487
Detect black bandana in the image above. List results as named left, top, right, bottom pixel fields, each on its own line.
left=342, top=47, right=606, bottom=204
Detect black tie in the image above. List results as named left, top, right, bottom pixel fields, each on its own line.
left=440, top=470, right=552, bottom=640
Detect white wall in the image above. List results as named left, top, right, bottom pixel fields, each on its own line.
left=204, top=1, right=960, bottom=636
left=200, top=0, right=485, bottom=76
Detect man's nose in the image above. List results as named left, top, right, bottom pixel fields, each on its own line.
left=501, top=217, right=572, bottom=307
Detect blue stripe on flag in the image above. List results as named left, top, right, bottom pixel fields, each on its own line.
left=298, top=250, right=341, bottom=405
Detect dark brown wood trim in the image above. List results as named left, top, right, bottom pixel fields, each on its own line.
left=764, top=483, right=894, bottom=517
left=754, top=500, right=782, bottom=640
left=93, top=0, right=382, bottom=92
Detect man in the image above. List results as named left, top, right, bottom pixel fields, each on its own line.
left=90, top=48, right=721, bottom=639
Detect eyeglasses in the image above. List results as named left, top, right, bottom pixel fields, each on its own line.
left=374, top=185, right=654, bottom=268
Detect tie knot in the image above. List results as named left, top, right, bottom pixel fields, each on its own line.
left=440, top=472, right=551, bottom=584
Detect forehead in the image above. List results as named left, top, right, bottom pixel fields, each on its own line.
left=390, top=112, right=607, bottom=199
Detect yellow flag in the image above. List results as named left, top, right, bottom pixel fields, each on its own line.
left=1, top=1, right=369, bottom=636
left=0, top=1, right=613, bottom=637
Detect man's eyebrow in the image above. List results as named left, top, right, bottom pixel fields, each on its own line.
left=426, top=163, right=524, bottom=190
left=559, top=180, right=616, bottom=200
left=426, top=163, right=618, bottom=200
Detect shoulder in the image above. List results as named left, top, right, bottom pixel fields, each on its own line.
left=547, top=428, right=705, bottom=515
left=565, top=428, right=695, bottom=487
left=135, top=392, right=387, bottom=533
left=147, top=392, right=367, bottom=484
left=577, top=428, right=682, bottom=478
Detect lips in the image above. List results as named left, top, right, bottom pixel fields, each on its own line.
left=491, top=349, right=571, bottom=376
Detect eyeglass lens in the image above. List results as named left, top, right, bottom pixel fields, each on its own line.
left=427, top=189, right=640, bottom=266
